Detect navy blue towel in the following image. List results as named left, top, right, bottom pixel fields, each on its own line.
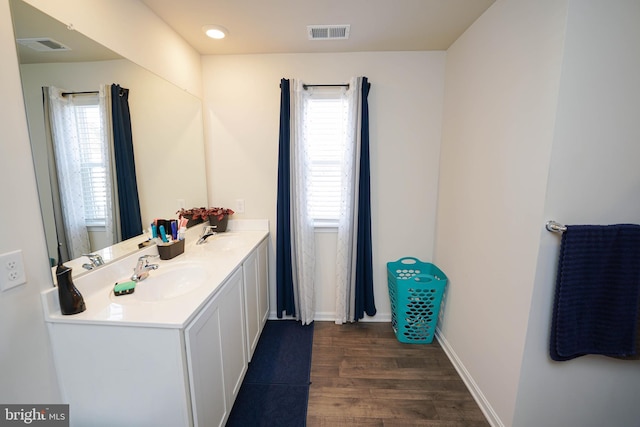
left=550, top=224, right=640, bottom=361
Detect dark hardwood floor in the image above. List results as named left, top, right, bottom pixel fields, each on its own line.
left=307, top=321, right=490, bottom=427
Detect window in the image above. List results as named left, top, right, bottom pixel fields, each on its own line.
left=304, top=92, right=349, bottom=227
left=72, top=95, right=108, bottom=226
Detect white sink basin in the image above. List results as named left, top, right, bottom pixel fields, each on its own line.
left=206, top=234, right=243, bottom=251
left=110, top=262, right=209, bottom=303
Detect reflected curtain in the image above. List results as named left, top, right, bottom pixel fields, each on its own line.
left=99, top=85, right=118, bottom=247
left=111, top=84, right=142, bottom=240
left=45, top=87, right=91, bottom=259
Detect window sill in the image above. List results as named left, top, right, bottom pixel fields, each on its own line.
left=86, top=224, right=106, bottom=232
left=313, top=221, right=338, bottom=233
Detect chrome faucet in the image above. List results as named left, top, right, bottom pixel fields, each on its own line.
left=131, top=254, right=159, bottom=282
left=82, top=253, right=105, bottom=270
left=196, top=225, right=218, bottom=245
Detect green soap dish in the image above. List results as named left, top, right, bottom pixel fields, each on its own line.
left=114, top=281, right=136, bottom=296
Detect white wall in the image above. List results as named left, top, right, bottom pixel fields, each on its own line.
left=0, top=0, right=60, bottom=403
left=202, top=52, right=446, bottom=320
left=512, top=1, right=640, bottom=426
left=0, top=0, right=202, bottom=403
left=435, top=0, right=568, bottom=425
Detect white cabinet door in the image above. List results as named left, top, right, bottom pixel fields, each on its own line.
left=186, top=267, right=248, bottom=426
left=257, top=239, right=269, bottom=326
left=185, top=294, right=227, bottom=427
left=218, top=267, right=248, bottom=404
left=243, top=249, right=260, bottom=359
left=243, top=239, right=269, bottom=360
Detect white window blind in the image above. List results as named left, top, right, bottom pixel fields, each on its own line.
left=304, top=93, right=349, bottom=226
left=72, top=95, right=108, bottom=226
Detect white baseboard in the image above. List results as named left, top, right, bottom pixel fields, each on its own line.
left=268, top=311, right=392, bottom=322
left=435, top=327, right=504, bottom=427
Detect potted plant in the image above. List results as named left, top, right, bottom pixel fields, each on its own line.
left=177, top=207, right=235, bottom=232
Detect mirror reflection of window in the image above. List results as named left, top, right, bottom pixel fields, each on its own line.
left=72, top=93, right=109, bottom=227
left=45, top=86, right=117, bottom=261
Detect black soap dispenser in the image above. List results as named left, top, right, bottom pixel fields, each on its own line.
left=56, top=245, right=86, bottom=315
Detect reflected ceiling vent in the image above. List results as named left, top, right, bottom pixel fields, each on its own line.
left=16, top=37, right=71, bottom=52
left=307, top=25, right=350, bottom=40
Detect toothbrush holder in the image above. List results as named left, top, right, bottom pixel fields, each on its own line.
left=157, top=239, right=185, bottom=260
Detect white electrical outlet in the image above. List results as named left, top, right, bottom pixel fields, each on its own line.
left=236, top=198, right=245, bottom=214
left=0, top=250, right=27, bottom=291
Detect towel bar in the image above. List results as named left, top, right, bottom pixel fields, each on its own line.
left=546, top=220, right=567, bottom=233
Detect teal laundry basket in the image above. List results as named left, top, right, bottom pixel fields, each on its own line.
left=387, top=257, right=448, bottom=344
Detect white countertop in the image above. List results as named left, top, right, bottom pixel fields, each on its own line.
left=41, top=220, right=269, bottom=329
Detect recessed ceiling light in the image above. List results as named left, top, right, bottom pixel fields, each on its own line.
left=202, top=25, right=228, bottom=39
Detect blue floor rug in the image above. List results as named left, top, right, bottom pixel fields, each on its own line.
left=227, top=320, right=314, bottom=427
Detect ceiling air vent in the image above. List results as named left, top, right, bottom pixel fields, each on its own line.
left=307, top=25, right=350, bottom=40
left=16, top=37, right=71, bottom=52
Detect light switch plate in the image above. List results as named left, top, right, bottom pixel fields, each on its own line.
left=0, top=250, right=27, bottom=291
left=236, top=198, right=245, bottom=213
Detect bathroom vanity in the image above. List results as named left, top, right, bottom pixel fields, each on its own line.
left=41, top=221, right=269, bottom=427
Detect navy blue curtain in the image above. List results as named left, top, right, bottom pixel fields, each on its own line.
left=276, top=79, right=296, bottom=318
left=354, top=77, right=377, bottom=319
left=111, top=84, right=142, bottom=240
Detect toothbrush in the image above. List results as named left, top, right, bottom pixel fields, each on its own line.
left=158, top=225, right=169, bottom=243
left=171, top=221, right=178, bottom=241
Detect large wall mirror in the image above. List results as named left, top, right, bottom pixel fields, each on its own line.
left=10, top=0, right=208, bottom=276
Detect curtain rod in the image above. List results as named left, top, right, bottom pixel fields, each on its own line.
left=61, top=91, right=99, bottom=97
left=303, top=84, right=349, bottom=90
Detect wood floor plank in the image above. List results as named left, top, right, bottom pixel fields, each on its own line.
left=383, top=421, right=491, bottom=427
left=307, top=415, right=384, bottom=427
left=307, top=322, right=489, bottom=426
left=311, top=377, right=469, bottom=392
left=307, top=397, right=440, bottom=419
